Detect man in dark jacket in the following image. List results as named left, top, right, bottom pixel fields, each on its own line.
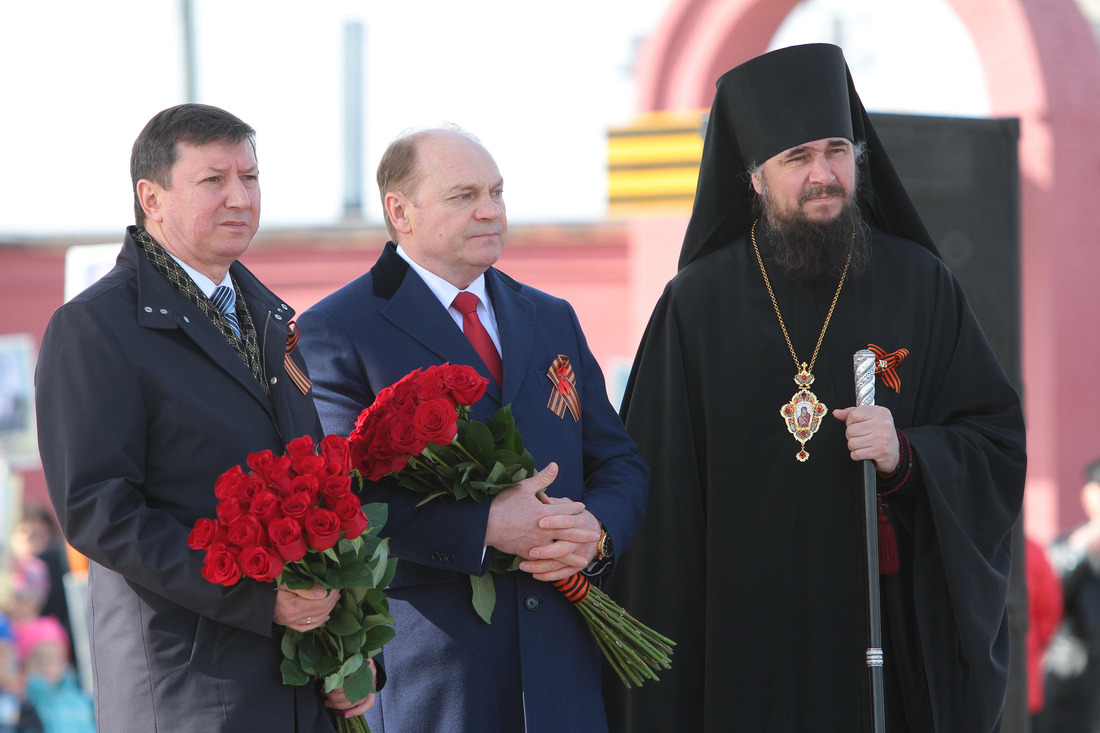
left=34, top=104, right=374, bottom=732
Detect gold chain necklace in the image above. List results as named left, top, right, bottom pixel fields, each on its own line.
left=751, top=218, right=852, bottom=462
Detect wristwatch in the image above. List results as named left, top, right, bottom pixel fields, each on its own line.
left=596, top=522, right=614, bottom=562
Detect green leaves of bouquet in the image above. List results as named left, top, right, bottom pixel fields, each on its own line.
left=398, top=404, right=535, bottom=506
left=278, top=502, right=397, bottom=703
left=190, top=431, right=400, bottom=733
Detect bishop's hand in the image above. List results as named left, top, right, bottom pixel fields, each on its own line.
left=832, top=405, right=900, bottom=474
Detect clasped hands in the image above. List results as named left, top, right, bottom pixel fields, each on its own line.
left=484, top=461, right=601, bottom=582
left=273, top=584, right=378, bottom=718
left=832, top=405, right=900, bottom=474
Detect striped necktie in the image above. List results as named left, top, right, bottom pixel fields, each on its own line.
left=210, top=285, right=241, bottom=339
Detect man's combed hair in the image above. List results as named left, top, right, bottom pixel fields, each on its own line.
left=130, top=104, right=256, bottom=226
left=376, top=124, right=480, bottom=242
left=376, top=133, right=424, bottom=242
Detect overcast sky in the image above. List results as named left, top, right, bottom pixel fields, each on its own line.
left=0, top=0, right=987, bottom=239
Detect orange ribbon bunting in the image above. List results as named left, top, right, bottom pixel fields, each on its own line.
left=546, top=354, right=581, bottom=421
left=284, top=321, right=312, bottom=395
left=867, top=343, right=908, bottom=394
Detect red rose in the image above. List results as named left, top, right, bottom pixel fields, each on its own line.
left=249, top=490, right=284, bottom=525
left=413, top=398, right=459, bottom=445
left=291, top=454, right=327, bottom=477
left=349, top=413, right=384, bottom=458
left=320, top=435, right=351, bottom=475
left=285, top=435, right=316, bottom=458
left=226, top=515, right=268, bottom=549
left=214, top=465, right=248, bottom=501
left=280, top=491, right=314, bottom=520
left=389, top=453, right=412, bottom=475
left=201, top=543, right=243, bottom=586
left=240, top=545, right=284, bottom=583
left=305, top=507, right=343, bottom=551
left=353, top=399, right=384, bottom=436
left=442, top=364, right=489, bottom=405
left=187, top=518, right=221, bottom=551
left=238, top=475, right=266, bottom=507
left=388, top=371, right=421, bottom=407
left=414, top=365, right=449, bottom=402
left=216, top=496, right=247, bottom=525
left=246, top=449, right=277, bottom=476
left=268, top=517, right=308, bottom=562
left=356, top=446, right=401, bottom=482
left=290, top=474, right=320, bottom=503
left=320, top=475, right=353, bottom=506
left=248, top=451, right=294, bottom=494
left=389, top=416, right=426, bottom=456
left=332, top=493, right=368, bottom=540
left=348, top=438, right=375, bottom=479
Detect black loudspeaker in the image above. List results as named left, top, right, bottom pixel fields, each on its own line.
left=870, top=114, right=1022, bottom=389
left=870, top=113, right=1027, bottom=733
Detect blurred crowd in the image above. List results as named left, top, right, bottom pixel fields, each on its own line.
left=0, top=504, right=93, bottom=733
left=3, top=470, right=1100, bottom=732
left=1034, top=458, right=1100, bottom=733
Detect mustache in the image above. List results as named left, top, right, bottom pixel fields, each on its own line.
left=798, top=183, right=847, bottom=205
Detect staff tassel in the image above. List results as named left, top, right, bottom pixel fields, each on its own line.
left=853, top=349, right=886, bottom=732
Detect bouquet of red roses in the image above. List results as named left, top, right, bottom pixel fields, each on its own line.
left=189, top=433, right=396, bottom=733
left=347, top=362, right=673, bottom=688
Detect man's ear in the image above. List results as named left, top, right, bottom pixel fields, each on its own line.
left=750, top=170, right=765, bottom=196
left=136, top=179, right=164, bottom=223
left=385, top=192, right=413, bottom=235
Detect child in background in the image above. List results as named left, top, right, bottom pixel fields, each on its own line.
left=0, top=613, right=41, bottom=733
left=15, top=617, right=92, bottom=733
left=6, top=556, right=49, bottom=627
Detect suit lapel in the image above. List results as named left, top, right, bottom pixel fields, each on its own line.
left=376, top=250, right=504, bottom=403
left=372, top=245, right=542, bottom=405
left=486, top=270, right=535, bottom=407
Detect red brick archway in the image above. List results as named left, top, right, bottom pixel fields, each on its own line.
left=631, top=0, right=1100, bottom=538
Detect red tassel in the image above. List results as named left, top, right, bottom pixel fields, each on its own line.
left=878, top=502, right=899, bottom=575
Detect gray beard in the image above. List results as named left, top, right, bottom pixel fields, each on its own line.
left=759, top=190, right=871, bottom=286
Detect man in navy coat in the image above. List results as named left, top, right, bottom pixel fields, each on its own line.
left=298, top=128, right=649, bottom=733
left=35, top=104, right=375, bottom=732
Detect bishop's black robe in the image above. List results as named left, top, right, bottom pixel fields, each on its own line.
left=605, top=229, right=1026, bottom=732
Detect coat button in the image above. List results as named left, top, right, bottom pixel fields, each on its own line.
left=274, top=314, right=283, bottom=321
left=525, top=596, right=539, bottom=611
left=269, top=377, right=278, bottom=385
left=159, top=308, right=168, bottom=314
left=144, top=306, right=153, bottom=313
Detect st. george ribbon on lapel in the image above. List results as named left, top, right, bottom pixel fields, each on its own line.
left=546, top=354, right=581, bottom=421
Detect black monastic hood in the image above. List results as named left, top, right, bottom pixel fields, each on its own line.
left=678, top=43, right=938, bottom=269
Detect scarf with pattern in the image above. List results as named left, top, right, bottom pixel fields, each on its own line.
left=132, top=227, right=270, bottom=397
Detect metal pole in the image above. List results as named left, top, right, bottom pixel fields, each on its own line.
left=853, top=349, right=886, bottom=732
left=341, top=20, right=365, bottom=223
left=181, top=0, right=197, bottom=102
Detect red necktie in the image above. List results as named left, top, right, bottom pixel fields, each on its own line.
left=451, top=292, right=503, bottom=385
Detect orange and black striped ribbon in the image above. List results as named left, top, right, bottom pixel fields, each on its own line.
left=546, top=355, right=581, bottom=422
left=284, top=321, right=311, bottom=395
left=867, top=343, right=908, bottom=394
left=552, top=572, right=591, bottom=605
